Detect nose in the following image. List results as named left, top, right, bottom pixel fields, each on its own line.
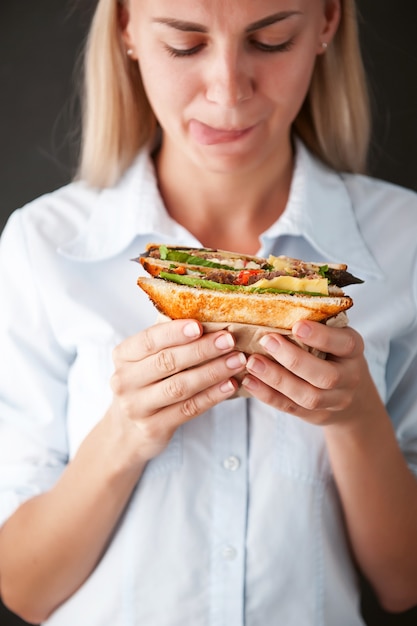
left=205, top=47, right=254, bottom=107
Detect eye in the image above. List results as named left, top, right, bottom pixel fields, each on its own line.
left=250, top=38, right=295, bottom=54
left=164, top=43, right=205, bottom=58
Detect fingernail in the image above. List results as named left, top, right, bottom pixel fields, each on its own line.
left=220, top=380, right=235, bottom=394
left=247, top=355, right=266, bottom=374
left=226, top=352, right=247, bottom=369
left=293, top=322, right=311, bottom=339
left=259, top=335, right=281, bottom=354
left=241, top=375, right=259, bottom=391
left=215, top=332, right=235, bottom=350
left=183, top=322, right=201, bottom=338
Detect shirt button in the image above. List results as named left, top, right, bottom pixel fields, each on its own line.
left=222, top=545, right=238, bottom=561
left=223, top=455, right=241, bottom=471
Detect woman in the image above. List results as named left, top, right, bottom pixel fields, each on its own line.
left=0, top=0, right=417, bottom=624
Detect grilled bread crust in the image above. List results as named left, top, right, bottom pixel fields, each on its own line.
left=137, top=277, right=353, bottom=329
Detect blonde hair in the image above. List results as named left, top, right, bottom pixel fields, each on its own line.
left=78, top=0, right=155, bottom=187
left=78, top=0, right=370, bottom=187
left=294, top=0, right=371, bottom=174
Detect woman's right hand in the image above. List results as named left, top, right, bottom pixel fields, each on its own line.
left=107, top=319, right=246, bottom=466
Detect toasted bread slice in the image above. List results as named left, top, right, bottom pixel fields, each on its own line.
left=137, top=277, right=353, bottom=329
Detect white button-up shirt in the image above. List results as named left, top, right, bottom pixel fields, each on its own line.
left=1, top=140, right=417, bottom=625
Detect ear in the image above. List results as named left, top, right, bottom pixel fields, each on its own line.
left=317, top=0, right=341, bottom=54
left=118, top=2, right=137, bottom=58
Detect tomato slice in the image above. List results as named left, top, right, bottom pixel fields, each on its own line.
left=235, top=269, right=262, bottom=285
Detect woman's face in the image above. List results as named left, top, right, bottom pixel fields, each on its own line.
left=123, top=0, right=340, bottom=174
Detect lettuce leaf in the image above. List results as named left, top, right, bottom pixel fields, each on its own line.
left=159, top=272, right=326, bottom=296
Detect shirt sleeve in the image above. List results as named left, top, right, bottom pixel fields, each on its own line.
left=0, top=211, right=71, bottom=526
left=387, top=246, right=417, bottom=479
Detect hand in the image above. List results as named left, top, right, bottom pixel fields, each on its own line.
left=242, top=320, right=371, bottom=428
left=107, top=319, right=247, bottom=465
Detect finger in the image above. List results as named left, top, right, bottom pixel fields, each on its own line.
left=144, top=330, right=237, bottom=385
left=149, top=377, right=240, bottom=437
left=292, top=321, right=364, bottom=359
left=241, top=373, right=305, bottom=415
left=245, top=354, right=322, bottom=410
left=242, top=369, right=351, bottom=418
left=136, top=351, right=247, bottom=415
left=255, top=334, right=343, bottom=389
left=113, top=319, right=203, bottom=364
left=112, top=330, right=237, bottom=390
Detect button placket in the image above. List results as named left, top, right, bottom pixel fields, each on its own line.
left=211, top=398, right=248, bottom=625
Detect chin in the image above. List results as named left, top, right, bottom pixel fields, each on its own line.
left=200, top=148, right=271, bottom=176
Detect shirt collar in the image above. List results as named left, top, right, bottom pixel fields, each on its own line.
left=261, top=139, right=383, bottom=279
left=59, top=139, right=383, bottom=280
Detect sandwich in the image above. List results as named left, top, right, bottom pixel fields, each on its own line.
left=135, top=244, right=363, bottom=330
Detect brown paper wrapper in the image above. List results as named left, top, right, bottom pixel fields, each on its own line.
left=156, top=313, right=348, bottom=397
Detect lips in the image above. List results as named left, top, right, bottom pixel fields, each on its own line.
left=189, top=119, right=254, bottom=145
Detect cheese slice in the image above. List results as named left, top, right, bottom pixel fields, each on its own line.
left=251, top=275, right=329, bottom=295
left=268, top=255, right=294, bottom=272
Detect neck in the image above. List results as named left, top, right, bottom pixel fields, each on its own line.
left=154, top=136, right=294, bottom=255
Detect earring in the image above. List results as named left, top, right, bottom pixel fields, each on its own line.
left=127, top=48, right=134, bottom=57
left=321, top=42, right=328, bottom=51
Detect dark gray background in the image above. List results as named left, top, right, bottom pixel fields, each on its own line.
left=0, top=1, right=417, bottom=625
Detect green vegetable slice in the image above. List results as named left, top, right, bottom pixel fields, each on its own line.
left=159, top=248, right=236, bottom=270
left=159, top=272, right=326, bottom=296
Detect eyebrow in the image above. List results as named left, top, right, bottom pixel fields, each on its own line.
left=246, top=11, right=302, bottom=33
left=152, top=18, right=207, bottom=33
left=152, top=11, right=301, bottom=34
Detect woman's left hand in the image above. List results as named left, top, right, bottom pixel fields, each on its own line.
left=242, top=319, right=369, bottom=428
